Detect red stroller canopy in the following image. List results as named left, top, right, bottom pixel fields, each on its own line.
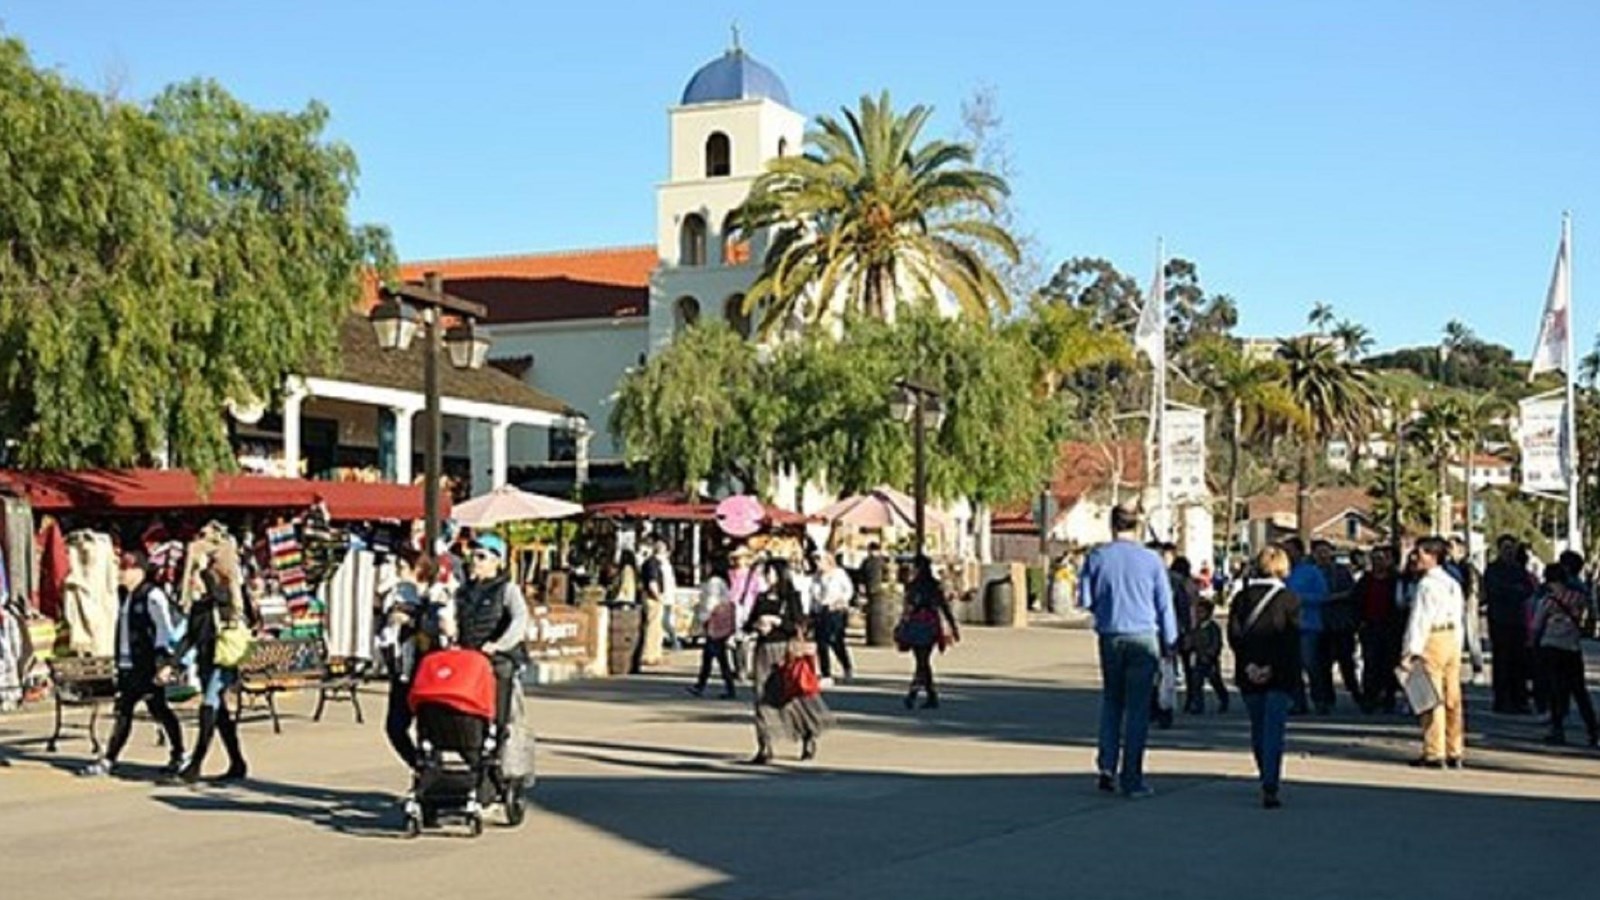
left=409, top=649, right=496, bottom=721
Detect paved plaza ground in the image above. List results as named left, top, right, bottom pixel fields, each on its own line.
left=4, top=623, right=1599, bottom=899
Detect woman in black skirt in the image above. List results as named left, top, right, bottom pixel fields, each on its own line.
left=746, top=559, right=832, bottom=764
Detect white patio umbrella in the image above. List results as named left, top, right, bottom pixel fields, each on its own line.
left=452, top=484, right=583, bottom=528
left=815, top=485, right=948, bottom=530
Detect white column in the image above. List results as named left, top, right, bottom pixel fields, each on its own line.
left=574, top=426, right=592, bottom=489
left=490, top=420, right=511, bottom=489
left=393, top=406, right=419, bottom=484
left=282, top=377, right=308, bottom=479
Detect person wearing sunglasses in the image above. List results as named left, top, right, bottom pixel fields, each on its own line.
left=454, top=535, right=529, bottom=734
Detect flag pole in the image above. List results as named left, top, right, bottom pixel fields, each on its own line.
left=1564, top=213, right=1582, bottom=553
left=1156, top=238, right=1168, bottom=540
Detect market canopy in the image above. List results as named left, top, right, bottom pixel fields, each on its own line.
left=815, top=486, right=947, bottom=531
left=586, top=492, right=811, bottom=528
left=0, top=469, right=447, bottom=522
left=453, top=484, right=582, bottom=528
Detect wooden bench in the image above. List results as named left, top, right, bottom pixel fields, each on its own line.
left=235, top=639, right=367, bottom=734
left=45, top=656, right=118, bottom=754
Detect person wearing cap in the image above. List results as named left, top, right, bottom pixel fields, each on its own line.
left=1077, top=504, right=1178, bottom=799
left=455, top=534, right=530, bottom=732
left=81, top=551, right=186, bottom=780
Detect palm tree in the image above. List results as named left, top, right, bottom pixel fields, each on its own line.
left=1456, top=393, right=1511, bottom=544
left=1276, top=336, right=1375, bottom=542
left=1022, top=301, right=1133, bottom=398
left=1408, top=399, right=1465, bottom=533
left=1330, top=319, right=1373, bottom=362
left=1308, top=302, right=1336, bottom=334
left=1193, top=337, right=1305, bottom=556
left=1442, top=319, right=1476, bottom=354
left=731, top=92, right=1020, bottom=333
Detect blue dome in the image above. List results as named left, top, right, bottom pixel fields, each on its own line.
left=681, top=48, right=791, bottom=107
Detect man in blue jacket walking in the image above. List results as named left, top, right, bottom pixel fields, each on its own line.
left=1284, top=538, right=1331, bottom=714
left=1078, top=504, right=1179, bottom=798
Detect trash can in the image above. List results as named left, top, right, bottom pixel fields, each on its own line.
left=866, top=591, right=901, bottom=647
left=984, top=577, right=1014, bottom=627
left=606, top=604, right=643, bottom=676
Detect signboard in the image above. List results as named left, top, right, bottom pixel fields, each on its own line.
left=1518, top=395, right=1567, bottom=495
left=524, top=605, right=597, bottom=663
left=1162, top=406, right=1208, bottom=502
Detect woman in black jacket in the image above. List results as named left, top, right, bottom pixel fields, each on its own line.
left=1227, top=546, right=1302, bottom=809
left=745, top=559, right=831, bottom=765
left=174, top=555, right=250, bottom=783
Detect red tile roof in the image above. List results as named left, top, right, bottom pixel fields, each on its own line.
left=1245, top=485, right=1375, bottom=535
left=369, top=246, right=658, bottom=324
left=992, top=440, right=1147, bottom=533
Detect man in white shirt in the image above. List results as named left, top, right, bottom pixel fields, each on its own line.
left=811, top=552, right=856, bottom=685
left=1401, top=537, right=1467, bottom=769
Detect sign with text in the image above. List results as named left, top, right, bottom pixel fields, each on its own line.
left=1162, top=406, right=1208, bottom=502
left=1518, top=395, right=1567, bottom=495
left=523, top=606, right=597, bottom=663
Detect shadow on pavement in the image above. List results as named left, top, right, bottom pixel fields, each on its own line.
left=529, top=768, right=1600, bottom=900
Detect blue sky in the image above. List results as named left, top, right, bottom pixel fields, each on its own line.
left=6, top=1, right=1597, bottom=354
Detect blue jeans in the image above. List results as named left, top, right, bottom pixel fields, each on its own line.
left=202, top=667, right=237, bottom=710
left=1096, top=632, right=1161, bottom=792
left=1295, top=631, right=1331, bottom=709
left=1243, top=690, right=1290, bottom=791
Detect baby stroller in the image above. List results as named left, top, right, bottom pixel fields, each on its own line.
left=403, top=648, right=528, bottom=837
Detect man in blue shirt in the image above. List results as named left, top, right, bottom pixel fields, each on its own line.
left=1283, top=538, right=1331, bottom=714
left=1078, top=504, right=1178, bottom=798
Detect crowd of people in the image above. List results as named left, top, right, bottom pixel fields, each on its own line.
left=1079, top=502, right=1600, bottom=809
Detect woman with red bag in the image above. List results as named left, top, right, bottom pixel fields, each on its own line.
left=898, top=556, right=961, bottom=710
left=745, top=559, right=832, bottom=765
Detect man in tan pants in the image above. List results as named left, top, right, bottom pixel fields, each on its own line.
left=1402, top=537, right=1466, bottom=768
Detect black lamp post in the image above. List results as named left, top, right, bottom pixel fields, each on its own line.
left=371, top=271, right=490, bottom=553
left=890, top=378, right=946, bottom=557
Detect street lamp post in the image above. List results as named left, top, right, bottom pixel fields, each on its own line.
left=1390, top=401, right=1405, bottom=561
left=890, top=379, right=946, bottom=557
left=371, top=271, right=490, bottom=553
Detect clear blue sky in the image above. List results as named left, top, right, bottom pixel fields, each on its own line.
left=6, top=1, right=1597, bottom=354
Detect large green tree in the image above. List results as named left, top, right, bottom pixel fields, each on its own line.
left=0, top=36, right=391, bottom=474
left=730, top=91, right=1020, bottom=332
left=609, top=324, right=779, bottom=501
left=1276, top=336, right=1374, bottom=541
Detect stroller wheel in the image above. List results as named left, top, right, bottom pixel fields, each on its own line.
left=468, top=815, right=485, bottom=838
left=505, top=781, right=527, bottom=827
left=403, top=814, right=422, bottom=838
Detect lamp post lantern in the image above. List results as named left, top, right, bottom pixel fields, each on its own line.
left=371, top=271, right=489, bottom=553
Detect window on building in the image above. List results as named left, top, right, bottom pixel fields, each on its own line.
left=705, top=132, right=731, bottom=177
left=722, top=212, right=750, bottom=266
left=679, top=213, right=707, bottom=266
left=777, top=137, right=789, bottom=158
left=725, top=293, right=753, bottom=339
left=674, top=296, right=701, bottom=334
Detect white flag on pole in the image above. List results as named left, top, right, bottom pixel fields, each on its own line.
left=1530, top=218, right=1572, bottom=378
left=1135, top=257, right=1165, bottom=369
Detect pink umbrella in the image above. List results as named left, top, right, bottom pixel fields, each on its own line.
left=816, top=486, right=947, bottom=530
left=453, top=485, right=583, bottom=528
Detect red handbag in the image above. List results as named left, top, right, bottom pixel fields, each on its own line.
left=781, top=654, right=821, bottom=700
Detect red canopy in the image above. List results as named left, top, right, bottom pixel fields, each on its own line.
left=1, top=469, right=446, bottom=522
left=586, top=492, right=810, bottom=527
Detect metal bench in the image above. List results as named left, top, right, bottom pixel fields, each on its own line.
left=45, top=656, right=118, bottom=754
left=235, top=639, right=366, bottom=733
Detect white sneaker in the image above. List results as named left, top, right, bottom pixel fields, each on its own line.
left=820, top=677, right=836, bottom=689
left=1470, top=672, right=1488, bottom=687
left=79, top=759, right=113, bottom=778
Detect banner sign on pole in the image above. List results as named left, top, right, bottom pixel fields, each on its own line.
left=1162, top=406, right=1208, bottom=502
left=1518, top=394, right=1568, bottom=495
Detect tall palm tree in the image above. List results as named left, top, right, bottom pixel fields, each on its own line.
left=1442, top=319, right=1476, bottom=354
left=1193, top=337, right=1305, bottom=556
left=1022, top=301, right=1133, bottom=398
left=731, top=92, right=1020, bottom=333
left=1276, top=336, right=1375, bottom=542
left=1408, top=399, right=1465, bottom=533
left=1330, top=319, right=1373, bottom=362
left=1308, top=302, right=1336, bottom=334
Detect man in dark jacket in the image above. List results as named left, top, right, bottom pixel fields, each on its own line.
left=81, top=551, right=186, bottom=780
left=1354, top=546, right=1402, bottom=713
left=1484, top=536, right=1536, bottom=713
